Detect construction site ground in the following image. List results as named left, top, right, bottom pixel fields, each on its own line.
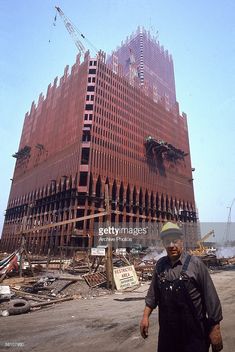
left=1, top=268, right=235, bottom=352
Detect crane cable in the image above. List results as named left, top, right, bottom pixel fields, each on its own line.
left=48, top=9, right=58, bottom=43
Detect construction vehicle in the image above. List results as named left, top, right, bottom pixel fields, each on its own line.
left=189, top=230, right=215, bottom=256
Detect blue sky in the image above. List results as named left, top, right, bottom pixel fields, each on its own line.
left=1, top=0, right=235, bottom=240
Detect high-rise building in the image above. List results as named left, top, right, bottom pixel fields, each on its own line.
left=108, top=27, right=176, bottom=108
left=1, top=29, right=197, bottom=254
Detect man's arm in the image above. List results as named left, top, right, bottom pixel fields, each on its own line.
left=196, top=258, right=223, bottom=351
left=140, top=306, right=153, bottom=338
left=140, top=265, right=158, bottom=339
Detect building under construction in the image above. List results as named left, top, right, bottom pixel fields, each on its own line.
left=1, top=26, right=198, bottom=254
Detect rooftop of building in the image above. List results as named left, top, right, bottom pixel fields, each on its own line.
left=109, top=26, right=173, bottom=62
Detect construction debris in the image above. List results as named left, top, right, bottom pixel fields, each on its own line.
left=83, top=272, right=107, bottom=288
left=0, top=286, right=11, bottom=300
left=0, top=251, right=19, bottom=283
left=1, top=244, right=234, bottom=317
left=135, top=264, right=155, bottom=281
left=0, top=274, right=77, bottom=316
left=7, top=299, right=30, bottom=315
left=30, top=296, right=73, bottom=309
left=0, top=247, right=112, bottom=315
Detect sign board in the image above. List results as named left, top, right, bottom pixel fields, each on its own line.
left=115, top=248, right=127, bottom=255
left=113, top=265, right=139, bottom=290
left=91, top=247, right=106, bottom=256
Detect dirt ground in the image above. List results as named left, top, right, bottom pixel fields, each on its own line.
left=0, top=269, right=235, bottom=352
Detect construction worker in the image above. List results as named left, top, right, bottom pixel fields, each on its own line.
left=140, top=222, right=223, bottom=352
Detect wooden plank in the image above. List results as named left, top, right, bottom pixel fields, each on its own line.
left=30, top=296, right=73, bottom=308
left=17, top=212, right=108, bottom=235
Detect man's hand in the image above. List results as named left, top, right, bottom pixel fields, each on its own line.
left=140, top=316, right=149, bottom=339
left=209, top=324, right=223, bottom=352
left=140, top=306, right=153, bottom=339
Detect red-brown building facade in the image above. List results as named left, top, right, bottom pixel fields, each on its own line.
left=108, top=27, right=176, bottom=108
left=1, top=30, right=198, bottom=254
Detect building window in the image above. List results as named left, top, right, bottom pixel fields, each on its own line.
left=87, top=85, right=95, bottom=92
left=81, top=148, right=90, bottom=164
left=85, top=104, right=93, bottom=110
left=79, top=172, right=88, bottom=186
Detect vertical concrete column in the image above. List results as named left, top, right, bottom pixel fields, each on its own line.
left=89, top=197, right=95, bottom=248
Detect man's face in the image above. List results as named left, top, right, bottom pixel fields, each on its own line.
left=162, top=235, right=183, bottom=261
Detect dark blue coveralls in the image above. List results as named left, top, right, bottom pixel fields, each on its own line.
left=156, top=255, right=210, bottom=352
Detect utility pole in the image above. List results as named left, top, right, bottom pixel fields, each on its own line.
left=104, top=184, right=115, bottom=291
left=19, top=214, right=35, bottom=277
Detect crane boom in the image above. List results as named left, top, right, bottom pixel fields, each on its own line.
left=55, top=6, right=86, bottom=55
left=189, top=229, right=215, bottom=256
left=55, top=6, right=98, bottom=56
left=197, top=230, right=214, bottom=245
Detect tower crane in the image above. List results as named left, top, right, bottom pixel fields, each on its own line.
left=224, top=198, right=235, bottom=244
left=54, top=6, right=98, bottom=57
